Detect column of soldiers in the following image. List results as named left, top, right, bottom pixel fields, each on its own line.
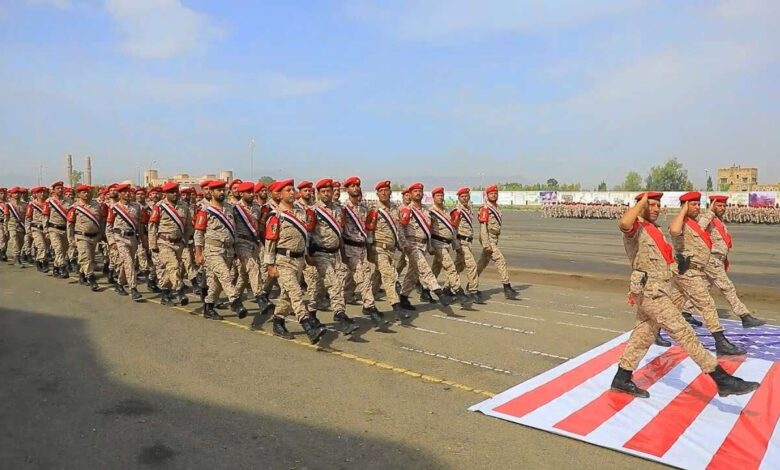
left=542, top=202, right=628, bottom=219
left=721, top=205, right=780, bottom=224
left=1, top=178, right=522, bottom=346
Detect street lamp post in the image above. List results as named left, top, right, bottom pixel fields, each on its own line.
left=704, top=169, right=709, bottom=192
left=249, top=138, right=255, bottom=181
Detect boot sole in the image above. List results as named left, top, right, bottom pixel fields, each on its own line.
left=716, top=351, right=747, bottom=357
left=718, top=385, right=759, bottom=397
left=273, top=332, right=294, bottom=339
left=610, top=387, right=650, bottom=398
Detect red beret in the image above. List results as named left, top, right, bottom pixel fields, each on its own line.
left=431, top=186, right=444, bottom=196
left=679, top=191, right=701, bottom=203
left=76, top=184, right=92, bottom=192
left=7, top=187, right=20, bottom=194
left=297, top=181, right=313, bottom=190
left=254, top=181, right=266, bottom=193
left=634, top=191, right=663, bottom=201
left=456, top=187, right=470, bottom=196
left=401, top=187, right=410, bottom=195
left=30, top=186, right=44, bottom=194
left=135, top=187, right=147, bottom=194
left=180, top=187, right=194, bottom=194
left=709, top=194, right=728, bottom=203
left=485, top=184, right=498, bottom=194
left=331, top=180, right=341, bottom=188
left=208, top=180, right=227, bottom=189
left=316, top=178, right=333, bottom=190
left=107, top=184, right=117, bottom=191
left=20, top=187, right=29, bottom=193
left=115, top=183, right=131, bottom=192
left=375, top=180, right=391, bottom=191
left=269, top=179, right=294, bottom=193
left=161, top=182, right=179, bottom=193
left=51, top=181, right=64, bottom=188
left=64, top=186, right=73, bottom=193
left=343, top=176, right=361, bottom=187
left=229, top=179, right=243, bottom=188
left=200, top=180, right=212, bottom=189
left=236, top=182, right=255, bottom=193
left=98, top=188, right=107, bottom=196
left=407, top=182, right=424, bottom=191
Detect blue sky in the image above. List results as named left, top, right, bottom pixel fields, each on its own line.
left=1, top=0, right=778, bottom=188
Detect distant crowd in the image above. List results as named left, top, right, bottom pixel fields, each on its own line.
left=541, top=202, right=780, bottom=224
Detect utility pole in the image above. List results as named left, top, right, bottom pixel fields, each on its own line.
left=249, top=138, right=256, bottom=181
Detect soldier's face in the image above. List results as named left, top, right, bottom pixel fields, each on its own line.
left=712, top=201, right=726, bottom=217
left=231, top=188, right=240, bottom=199
left=433, top=193, right=444, bottom=205
left=645, top=200, right=660, bottom=222
left=119, top=190, right=131, bottom=201
left=212, top=188, right=225, bottom=202
left=403, top=193, right=411, bottom=204
left=79, top=190, right=90, bottom=201
left=300, top=187, right=313, bottom=202
left=204, top=189, right=211, bottom=201
left=318, top=187, right=333, bottom=204
left=281, top=186, right=295, bottom=204
left=332, top=188, right=340, bottom=200
left=166, top=192, right=179, bottom=204
left=136, top=194, right=146, bottom=204
left=346, top=184, right=361, bottom=198
left=241, top=191, right=254, bottom=203
left=687, top=200, right=701, bottom=218
left=487, top=191, right=498, bottom=203
left=53, top=186, right=63, bottom=197
left=458, top=193, right=470, bottom=205
left=258, top=189, right=267, bottom=200
left=377, top=187, right=391, bottom=202
left=411, top=189, right=423, bottom=202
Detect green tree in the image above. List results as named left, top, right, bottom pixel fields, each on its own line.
left=645, top=158, right=693, bottom=191
left=258, top=175, right=274, bottom=185
left=706, top=175, right=713, bottom=191
left=70, top=170, right=83, bottom=186
left=546, top=178, right=559, bottom=189
left=559, top=183, right=582, bottom=191
left=719, top=182, right=730, bottom=191
left=597, top=181, right=607, bottom=191
left=614, top=171, right=643, bottom=191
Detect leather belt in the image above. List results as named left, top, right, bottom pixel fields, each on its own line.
left=31, top=222, right=44, bottom=230
left=276, top=248, right=304, bottom=258
left=456, top=234, right=473, bottom=242
left=75, top=231, right=98, bottom=237
left=49, top=223, right=66, bottom=230
left=311, top=244, right=339, bottom=254
left=431, top=234, right=452, bottom=244
left=409, top=236, right=428, bottom=244
left=113, top=228, right=136, bottom=237
left=343, top=238, right=366, bottom=248
left=159, top=234, right=182, bottom=243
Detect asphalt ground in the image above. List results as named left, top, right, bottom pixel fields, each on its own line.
left=2, top=218, right=778, bottom=469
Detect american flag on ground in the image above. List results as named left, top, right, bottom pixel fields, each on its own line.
left=470, top=319, right=780, bottom=470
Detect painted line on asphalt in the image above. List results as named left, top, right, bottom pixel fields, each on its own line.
left=481, top=309, right=546, bottom=322
left=516, top=347, right=570, bottom=361
left=400, top=346, right=514, bottom=375
left=485, top=300, right=531, bottom=308
left=405, top=325, right=447, bottom=335
left=555, top=321, right=623, bottom=333
left=432, top=314, right=535, bottom=334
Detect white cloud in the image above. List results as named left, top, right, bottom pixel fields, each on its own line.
left=27, top=0, right=71, bottom=8
left=105, top=0, right=222, bottom=59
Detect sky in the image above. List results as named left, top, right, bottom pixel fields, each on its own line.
left=1, top=0, right=779, bottom=188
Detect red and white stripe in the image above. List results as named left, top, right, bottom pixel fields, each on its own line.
left=470, top=333, right=780, bottom=470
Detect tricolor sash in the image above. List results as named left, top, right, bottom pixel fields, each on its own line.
left=410, top=206, right=431, bottom=241
left=377, top=207, right=400, bottom=248
left=31, top=202, right=46, bottom=215
left=75, top=204, right=100, bottom=228
left=344, top=204, right=368, bottom=240
left=280, top=210, right=309, bottom=244
left=685, top=217, right=713, bottom=249
left=234, top=204, right=259, bottom=240
left=7, top=203, right=22, bottom=222
left=48, top=198, right=68, bottom=220
left=206, top=206, right=236, bottom=239
left=640, top=221, right=674, bottom=265
left=160, top=202, right=185, bottom=235
left=459, top=207, right=473, bottom=228
left=430, top=208, right=456, bottom=237
left=316, top=206, right=342, bottom=238
left=711, top=218, right=733, bottom=249
left=487, top=205, right=502, bottom=226
left=112, top=204, right=138, bottom=233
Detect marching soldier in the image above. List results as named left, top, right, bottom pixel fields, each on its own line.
left=193, top=180, right=248, bottom=320
left=295, top=180, right=326, bottom=309
left=232, top=181, right=264, bottom=308
left=476, top=185, right=519, bottom=299
left=4, top=187, right=26, bottom=265
left=0, top=187, right=7, bottom=262
left=46, top=181, right=71, bottom=278
left=25, top=186, right=50, bottom=273
left=394, top=187, right=412, bottom=279
left=341, top=176, right=386, bottom=327
left=66, top=184, right=105, bottom=291
left=135, top=187, right=152, bottom=280
left=451, top=187, right=484, bottom=303
left=668, top=191, right=744, bottom=355
left=20, top=188, right=33, bottom=264
left=263, top=179, right=328, bottom=343
left=105, top=183, right=145, bottom=301
left=178, top=187, right=200, bottom=294
left=429, top=187, right=472, bottom=308
left=398, top=182, right=455, bottom=307
left=148, top=182, right=192, bottom=306
left=610, top=191, right=757, bottom=398
left=303, top=178, right=359, bottom=334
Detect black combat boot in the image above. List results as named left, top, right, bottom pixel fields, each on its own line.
left=69, top=258, right=78, bottom=272
left=146, top=278, right=161, bottom=293
left=215, top=300, right=229, bottom=310
left=433, top=288, right=455, bottom=306
left=231, top=298, right=248, bottom=319
left=177, top=288, right=189, bottom=306
left=682, top=312, right=703, bottom=327
left=160, top=289, right=172, bottom=306
left=250, top=304, right=273, bottom=331
left=0, top=253, right=6, bottom=262
left=312, top=297, right=331, bottom=311
left=345, top=292, right=360, bottom=305
left=455, top=287, right=473, bottom=309
left=58, top=266, right=69, bottom=279
left=708, top=365, right=760, bottom=397
left=392, top=303, right=410, bottom=322
left=503, top=283, right=519, bottom=300
left=114, top=284, right=128, bottom=296
left=255, top=292, right=270, bottom=312
left=52, top=266, right=60, bottom=278
left=190, top=277, right=201, bottom=296
left=199, top=284, right=208, bottom=304
left=88, top=274, right=100, bottom=292
left=271, top=315, right=293, bottom=339
left=420, top=288, right=434, bottom=303
left=203, top=303, right=223, bottom=320
left=308, top=310, right=324, bottom=329
left=102, top=260, right=110, bottom=275
left=394, top=280, right=401, bottom=296
left=472, top=290, right=487, bottom=304
left=15, top=255, right=23, bottom=266
left=399, top=295, right=416, bottom=311
left=301, top=315, right=327, bottom=344
left=741, top=314, right=766, bottom=328
left=42, top=260, right=50, bottom=273
left=610, top=367, right=649, bottom=398
left=362, top=305, right=388, bottom=328
left=36, top=261, right=44, bottom=272
left=654, top=331, right=671, bottom=347
left=78, top=272, right=87, bottom=285
left=334, top=310, right=359, bottom=335
left=714, top=331, right=746, bottom=356
left=107, top=270, right=116, bottom=286
left=131, top=288, right=142, bottom=302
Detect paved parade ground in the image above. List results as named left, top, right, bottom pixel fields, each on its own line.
left=2, top=212, right=778, bottom=469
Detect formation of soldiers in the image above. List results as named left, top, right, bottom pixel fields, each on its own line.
left=541, top=202, right=628, bottom=219
left=721, top=205, right=780, bottom=224
left=0, top=180, right=522, bottom=344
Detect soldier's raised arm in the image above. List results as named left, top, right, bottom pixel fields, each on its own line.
left=619, top=192, right=648, bottom=232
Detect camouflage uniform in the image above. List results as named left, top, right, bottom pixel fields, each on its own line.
left=46, top=195, right=70, bottom=271
left=194, top=203, right=240, bottom=305
left=476, top=202, right=510, bottom=284
left=66, top=199, right=105, bottom=277
left=148, top=200, right=192, bottom=292
left=310, top=200, right=347, bottom=313
left=452, top=201, right=479, bottom=294
left=367, top=199, right=406, bottom=306
left=399, top=204, right=441, bottom=295
left=106, top=200, right=146, bottom=290
left=429, top=204, right=461, bottom=291
left=342, top=198, right=375, bottom=308
left=25, top=199, right=49, bottom=263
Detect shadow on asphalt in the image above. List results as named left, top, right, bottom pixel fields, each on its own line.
left=0, top=307, right=445, bottom=469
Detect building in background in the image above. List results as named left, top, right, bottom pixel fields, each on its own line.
left=143, top=169, right=233, bottom=187
left=717, top=165, right=757, bottom=191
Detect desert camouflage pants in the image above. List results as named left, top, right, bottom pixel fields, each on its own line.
left=477, top=234, right=510, bottom=284
left=181, top=243, right=198, bottom=281
left=454, top=243, right=479, bottom=292
left=431, top=244, right=460, bottom=290
left=682, top=256, right=750, bottom=318
left=7, top=229, right=23, bottom=258
left=368, top=244, right=399, bottom=305
left=234, top=240, right=262, bottom=297
left=311, top=252, right=346, bottom=313
left=115, top=238, right=138, bottom=289
left=76, top=236, right=98, bottom=276
left=671, top=269, right=725, bottom=334
left=48, top=228, right=68, bottom=268
left=22, top=231, right=32, bottom=256
left=401, top=241, right=440, bottom=296
left=203, top=245, right=238, bottom=304
left=343, top=245, right=375, bottom=308
left=157, top=241, right=184, bottom=291
left=31, top=228, right=48, bottom=262
left=620, top=292, right=718, bottom=373
left=0, top=225, right=6, bottom=256
left=273, top=255, right=308, bottom=321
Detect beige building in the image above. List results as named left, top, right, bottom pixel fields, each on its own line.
left=717, top=165, right=757, bottom=192
left=753, top=183, right=780, bottom=191
left=143, top=169, right=234, bottom=187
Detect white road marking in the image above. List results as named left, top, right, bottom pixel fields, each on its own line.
left=485, top=300, right=531, bottom=308
left=432, top=315, right=535, bottom=334
left=405, top=325, right=446, bottom=335
left=516, top=348, right=570, bottom=360
left=556, top=321, right=624, bottom=333
left=481, top=309, right=546, bottom=322
left=400, top=346, right=514, bottom=375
